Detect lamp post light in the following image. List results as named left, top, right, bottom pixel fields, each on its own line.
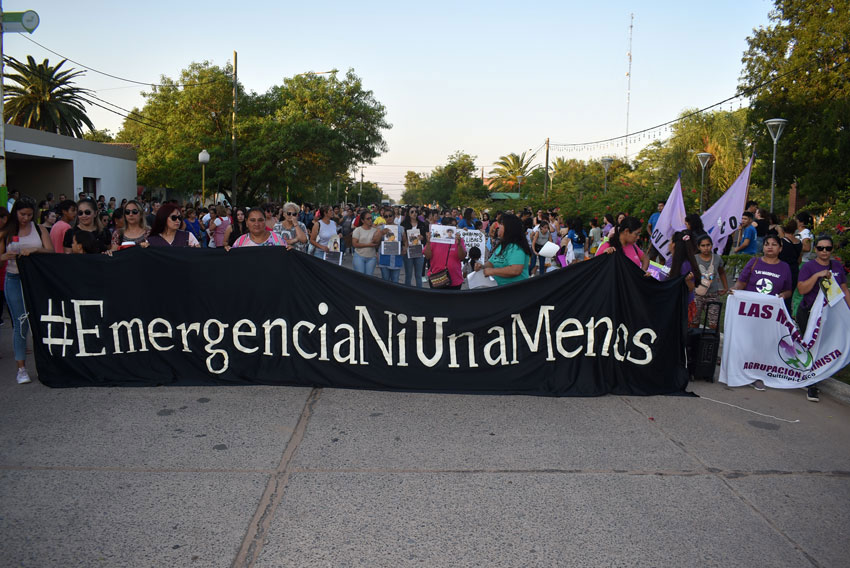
left=198, top=149, right=210, bottom=205
left=516, top=175, right=525, bottom=196
left=601, top=157, right=614, bottom=193
left=764, top=118, right=787, bottom=214
left=696, top=152, right=712, bottom=214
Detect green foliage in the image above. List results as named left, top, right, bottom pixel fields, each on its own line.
left=632, top=108, right=751, bottom=212
left=116, top=64, right=390, bottom=207
left=401, top=151, right=480, bottom=206
left=3, top=56, right=95, bottom=137
left=83, top=128, right=115, bottom=143
left=802, top=190, right=850, bottom=265
left=488, top=151, right=535, bottom=192
left=740, top=0, right=850, bottom=204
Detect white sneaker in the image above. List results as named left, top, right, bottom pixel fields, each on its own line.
left=16, top=368, right=31, bottom=384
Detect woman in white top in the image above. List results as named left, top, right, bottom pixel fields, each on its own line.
left=309, top=206, right=339, bottom=258
left=0, top=199, right=54, bottom=384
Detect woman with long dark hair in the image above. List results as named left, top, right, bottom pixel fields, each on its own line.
left=400, top=206, right=427, bottom=287
left=666, top=231, right=699, bottom=322
left=457, top=207, right=477, bottom=230
left=224, top=207, right=248, bottom=247
left=63, top=198, right=112, bottom=253
left=309, top=205, right=338, bottom=258
left=147, top=203, right=200, bottom=247
left=0, top=199, right=54, bottom=384
left=595, top=216, right=650, bottom=271
left=476, top=213, right=531, bottom=286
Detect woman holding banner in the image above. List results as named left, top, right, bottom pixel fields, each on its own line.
left=797, top=235, right=850, bottom=329
left=228, top=208, right=285, bottom=248
left=733, top=234, right=793, bottom=391
left=0, top=199, right=55, bottom=384
left=476, top=213, right=530, bottom=287
left=596, top=216, right=650, bottom=272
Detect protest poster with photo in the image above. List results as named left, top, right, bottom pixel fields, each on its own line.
left=459, top=230, right=487, bottom=261
left=407, top=228, right=423, bottom=258
left=324, top=235, right=343, bottom=265
left=430, top=225, right=457, bottom=245
left=380, top=224, right=401, bottom=256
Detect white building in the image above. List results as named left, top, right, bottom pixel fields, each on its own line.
left=5, top=124, right=137, bottom=203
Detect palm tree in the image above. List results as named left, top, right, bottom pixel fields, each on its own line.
left=4, top=55, right=94, bottom=137
left=489, top=151, right=535, bottom=192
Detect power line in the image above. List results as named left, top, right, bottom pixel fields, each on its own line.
left=89, top=94, right=165, bottom=127
left=550, top=55, right=848, bottom=149
left=20, top=35, right=230, bottom=87
left=85, top=99, right=165, bottom=131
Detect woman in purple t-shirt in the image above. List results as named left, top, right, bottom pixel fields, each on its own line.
left=733, top=234, right=793, bottom=392
left=734, top=235, right=792, bottom=299
left=797, top=235, right=850, bottom=326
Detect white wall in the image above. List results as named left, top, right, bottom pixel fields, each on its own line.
left=5, top=140, right=137, bottom=203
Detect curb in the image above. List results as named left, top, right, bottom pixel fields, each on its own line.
left=820, top=378, right=850, bottom=406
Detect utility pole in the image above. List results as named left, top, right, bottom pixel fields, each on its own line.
left=543, top=138, right=550, bottom=199
left=1, top=3, right=7, bottom=209
left=231, top=50, right=237, bottom=205
left=359, top=166, right=364, bottom=205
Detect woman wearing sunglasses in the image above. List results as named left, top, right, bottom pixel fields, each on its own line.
left=147, top=203, right=200, bottom=247
left=110, top=199, right=150, bottom=250
left=62, top=198, right=112, bottom=253
left=797, top=235, right=850, bottom=329
left=272, top=202, right=308, bottom=252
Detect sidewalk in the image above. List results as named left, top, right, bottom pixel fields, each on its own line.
left=1, top=295, right=848, bottom=566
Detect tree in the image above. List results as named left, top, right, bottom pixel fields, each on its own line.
left=116, top=63, right=390, bottom=206
left=83, top=128, right=115, bottom=143
left=3, top=55, right=95, bottom=137
left=740, top=0, right=850, bottom=204
left=489, top=152, right=535, bottom=192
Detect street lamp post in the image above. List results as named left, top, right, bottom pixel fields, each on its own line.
left=601, top=157, right=614, bottom=193
left=696, top=152, right=712, bottom=214
left=516, top=175, right=525, bottom=196
left=764, top=118, right=788, bottom=214
left=198, top=149, right=210, bottom=206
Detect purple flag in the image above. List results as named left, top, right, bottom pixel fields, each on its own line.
left=649, top=177, right=686, bottom=262
left=700, top=155, right=754, bottom=254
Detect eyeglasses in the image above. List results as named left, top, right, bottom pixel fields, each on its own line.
left=125, top=209, right=140, bottom=215
left=816, top=246, right=833, bottom=252
left=285, top=211, right=297, bottom=216
left=169, top=215, right=183, bottom=222
left=78, top=210, right=93, bottom=216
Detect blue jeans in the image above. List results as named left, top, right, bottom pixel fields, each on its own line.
left=538, top=254, right=547, bottom=274
left=402, top=256, right=425, bottom=287
left=352, top=253, right=377, bottom=275
left=5, top=273, right=28, bottom=361
left=380, top=267, right=400, bottom=283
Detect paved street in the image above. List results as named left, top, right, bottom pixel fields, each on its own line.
left=1, top=303, right=848, bottom=568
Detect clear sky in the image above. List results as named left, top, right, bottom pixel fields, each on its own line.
left=4, top=0, right=773, bottom=200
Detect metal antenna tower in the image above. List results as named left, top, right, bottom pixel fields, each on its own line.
left=625, top=13, right=634, bottom=161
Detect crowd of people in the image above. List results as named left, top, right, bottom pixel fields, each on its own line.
left=1, top=192, right=847, bottom=398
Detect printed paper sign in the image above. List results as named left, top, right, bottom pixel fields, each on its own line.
left=430, top=225, right=457, bottom=245
left=459, top=229, right=487, bottom=261
left=380, top=224, right=401, bottom=256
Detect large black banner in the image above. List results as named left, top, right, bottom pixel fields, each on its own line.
left=19, top=248, right=689, bottom=395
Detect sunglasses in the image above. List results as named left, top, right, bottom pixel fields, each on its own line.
left=78, top=210, right=93, bottom=216
left=125, top=209, right=140, bottom=215
left=169, top=215, right=183, bottom=222
left=285, top=211, right=298, bottom=216
left=815, top=246, right=833, bottom=252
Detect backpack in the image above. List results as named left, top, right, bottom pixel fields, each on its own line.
left=574, top=230, right=586, bottom=246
